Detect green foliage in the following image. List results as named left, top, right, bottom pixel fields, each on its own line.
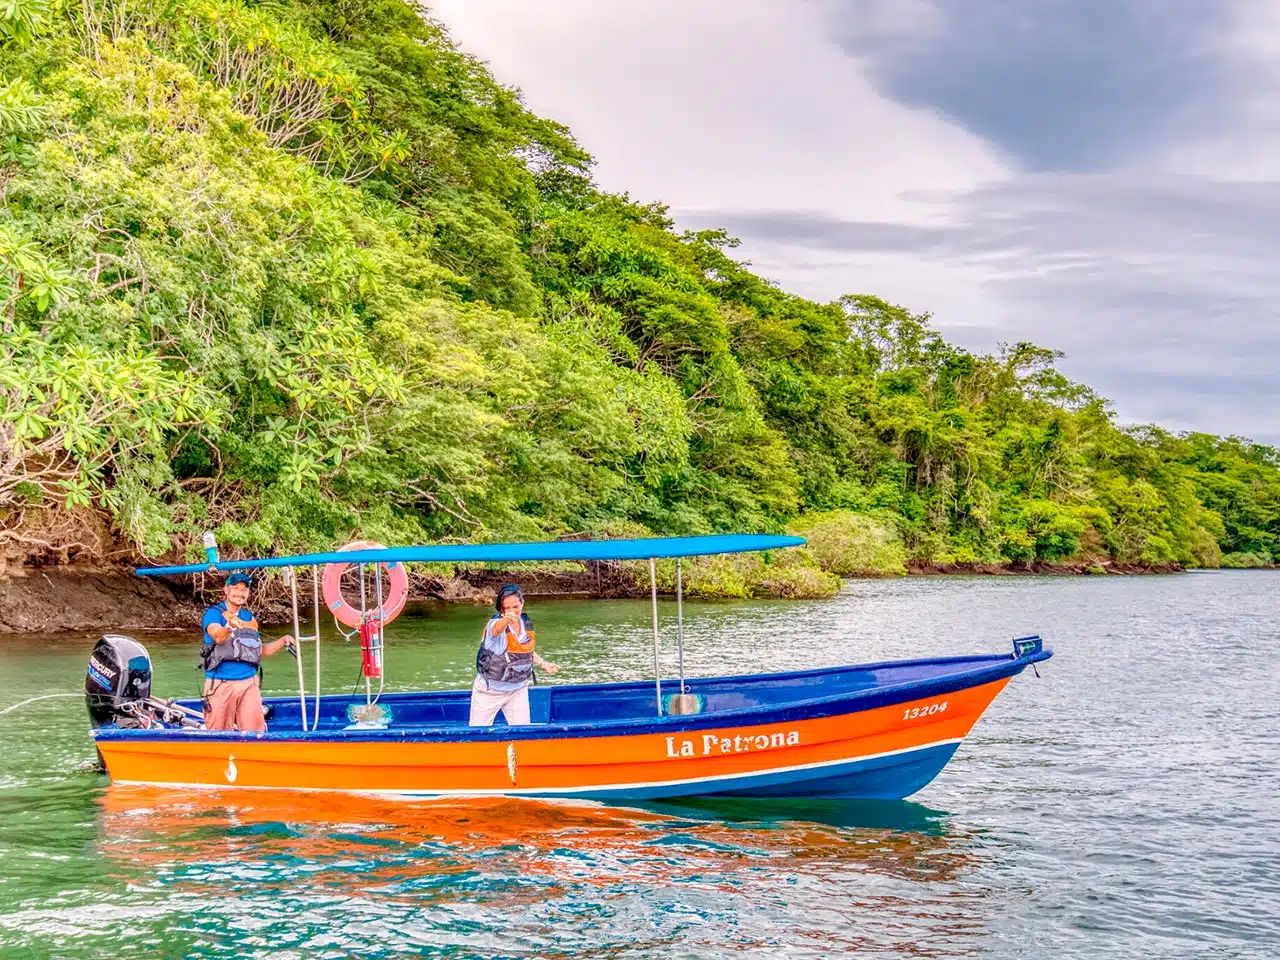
left=0, top=0, right=56, bottom=47
left=787, top=511, right=906, bottom=577
left=641, top=551, right=840, bottom=601
left=1, top=0, right=1277, bottom=587
left=1220, top=551, right=1274, bottom=569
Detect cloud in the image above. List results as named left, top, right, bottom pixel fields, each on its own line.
left=820, top=0, right=1233, bottom=172
left=428, top=0, right=1009, bottom=220
left=1156, top=0, right=1280, bottom=180
left=683, top=173, right=1280, bottom=442
left=426, top=1, right=1279, bottom=444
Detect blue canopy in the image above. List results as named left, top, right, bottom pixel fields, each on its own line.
left=134, top=534, right=806, bottom=576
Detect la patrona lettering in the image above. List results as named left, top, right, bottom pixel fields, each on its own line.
left=665, top=730, right=800, bottom=758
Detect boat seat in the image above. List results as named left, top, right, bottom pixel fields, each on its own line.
left=547, top=693, right=659, bottom=723
left=702, top=691, right=761, bottom=712
left=529, top=687, right=551, bottom=724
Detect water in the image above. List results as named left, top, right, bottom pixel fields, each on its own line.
left=0, top=573, right=1277, bottom=958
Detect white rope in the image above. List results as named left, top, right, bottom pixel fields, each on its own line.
left=312, top=564, right=321, bottom=731
left=287, top=565, right=307, bottom=730
left=373, top=561, right=386, bottom=705
left=359, top=562, right=371, bottom=706
left=0, top=692, right=82, bottom=718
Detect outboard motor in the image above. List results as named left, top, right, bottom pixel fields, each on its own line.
left=85, top=635, right=153, bottom=728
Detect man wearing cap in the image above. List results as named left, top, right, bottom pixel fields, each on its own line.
left=469, top=584, right=560, bottom=726
left=201, top=573, right=296, bottom=732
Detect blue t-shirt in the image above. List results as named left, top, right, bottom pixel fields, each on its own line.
left=202, top=603, right=259, bottom=681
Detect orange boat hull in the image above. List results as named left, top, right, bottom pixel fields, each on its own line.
left=96, top=678, right=1010, bottom=800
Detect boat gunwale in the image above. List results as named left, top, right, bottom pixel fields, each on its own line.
left=91, top=649, right=1051, bottom=744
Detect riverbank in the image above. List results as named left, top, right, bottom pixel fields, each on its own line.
left=906, top=558, right=1185, bottom=576
left=0, top=558, right=1226, bottom=634
left=0, top=568, right=192, bottom=634
left=0, top=564, right=640, bottom=633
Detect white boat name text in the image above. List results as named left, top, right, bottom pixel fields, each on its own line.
left=665, top=730, right=800, bottom=758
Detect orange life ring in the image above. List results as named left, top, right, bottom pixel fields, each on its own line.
left=321, top=540, right=409, bottom=628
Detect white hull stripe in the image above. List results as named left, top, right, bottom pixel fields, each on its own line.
left=114, top=736, right=966, bottom=798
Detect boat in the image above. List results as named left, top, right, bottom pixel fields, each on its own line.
left=86, top=534, right=1051, bottom=801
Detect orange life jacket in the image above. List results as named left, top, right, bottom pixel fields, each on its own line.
left=476, top=614, right=536, bottom=684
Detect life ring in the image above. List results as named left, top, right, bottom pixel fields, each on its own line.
left=321, top=540, right=409, bottom=628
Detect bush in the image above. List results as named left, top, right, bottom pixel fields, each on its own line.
left=1220, top=551, right=1274, bottom=569
left=1185, top=525, right=1223, bottom=568
left=755, top=559, right=842, bottom=599
left=789, top=511, right=907, bottom=577
left=631, top=549, right=840, bottom=600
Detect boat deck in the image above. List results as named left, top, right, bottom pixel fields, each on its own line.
left=132, top=651, right=1037, bottom=739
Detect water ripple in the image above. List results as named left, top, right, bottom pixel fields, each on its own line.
left=0, top=573, right=1277, bottom=957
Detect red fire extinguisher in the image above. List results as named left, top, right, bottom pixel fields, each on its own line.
left=359, top=620, right=383, bottom=679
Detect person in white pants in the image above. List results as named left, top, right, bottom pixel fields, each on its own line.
left=469, top=584, right=560, bottom=726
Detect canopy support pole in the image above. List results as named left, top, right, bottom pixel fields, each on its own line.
left=676, top=558, right=685, bottom=693
left=359, top=563, right=371, bottom=705
left=373, top=561, right=385, bottom=704
left=312, top=565, right=321, bottom=731
left=649, top=557, right=662, bottom=716
left=287, top=566, right=307, bottom=730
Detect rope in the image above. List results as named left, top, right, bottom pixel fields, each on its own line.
left=288, top=565, right=307, bottom=730
left=372, top=562, right=386, bottom=705
left=312, top=564, right=321, bottom=730
left=0, top=692, right=83, bottom=719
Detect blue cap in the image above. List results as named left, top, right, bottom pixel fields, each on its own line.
left=225, top=572, right=253, bottom=588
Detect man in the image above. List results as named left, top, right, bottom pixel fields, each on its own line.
left=469, top=583, right=560, bottom=726
left=201, top=572, right=295, bottom=732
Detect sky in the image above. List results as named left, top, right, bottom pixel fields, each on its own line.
left=430, top=0, right=1279, bottom=444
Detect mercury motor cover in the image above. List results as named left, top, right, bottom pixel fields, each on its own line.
left=85, top=635, right=153, bottom=728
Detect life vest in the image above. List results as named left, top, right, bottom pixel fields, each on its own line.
left=475, top=613, right=536, bottom=685
left=201, top=619, right=263, bottom=673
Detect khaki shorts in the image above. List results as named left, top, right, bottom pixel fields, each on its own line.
left=468, top=677, right=530, bottom=726
left=203, top=676, right=266, bottom=732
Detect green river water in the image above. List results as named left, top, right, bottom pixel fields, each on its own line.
left=0, top=573, right=1277, bottom=958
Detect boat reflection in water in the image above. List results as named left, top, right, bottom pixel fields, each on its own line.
left=96, top=785, right=993, bottom=956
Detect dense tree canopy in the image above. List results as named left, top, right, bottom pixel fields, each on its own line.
left=1, top=0, right=1276, bottom=580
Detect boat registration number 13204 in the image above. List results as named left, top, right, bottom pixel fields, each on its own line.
left=903, top=701, right=948, bottom=720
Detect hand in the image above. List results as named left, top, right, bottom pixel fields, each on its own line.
left=540, top=660, right=560, bottom=676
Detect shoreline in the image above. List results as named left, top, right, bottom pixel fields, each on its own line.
left=3, top=559, right=1264, bottom=635
left=905, top=558, right=1185, bottom=576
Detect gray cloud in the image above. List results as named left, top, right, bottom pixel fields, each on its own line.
left=822, top=0, right=1231, bottom=171
left=681, top=173, right=1280, bottom=443
left=427, top=2, right=1277, bottom=444
left=706, top=175, right=1280, bottom=259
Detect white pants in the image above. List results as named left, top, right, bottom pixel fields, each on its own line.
left=469, top=677, right=530, bottom=726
